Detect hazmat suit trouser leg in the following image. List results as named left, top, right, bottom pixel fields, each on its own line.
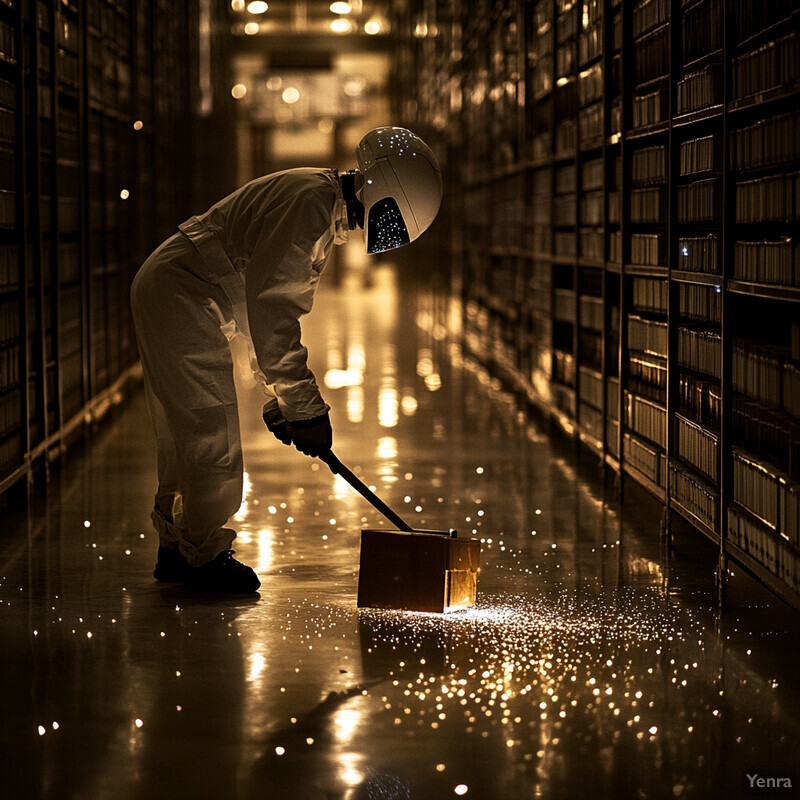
left=130, top=233, right=241, bottom=567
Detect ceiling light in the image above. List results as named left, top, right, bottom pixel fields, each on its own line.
left=244, top=21, right=259, bottom=34
left=364, top=19, right=381, bottom=35
left=330, top=2, right=352, bottom=13
left=246, top=1, right=268, bottom=12
left=230, top=0, right=245, bottom=10
left=231, top=83, right=247, bottom=99
left=330, top=17, right=353, bottom=33
left=343, top=78, right=365, bottom=97
left=281, top=87, right=300, bottom=104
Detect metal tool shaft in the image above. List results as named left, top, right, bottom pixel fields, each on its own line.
left=321, top=451, right=414, bottom=532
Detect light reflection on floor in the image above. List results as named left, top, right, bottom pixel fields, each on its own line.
left=0, top=265, right=798, bottom=799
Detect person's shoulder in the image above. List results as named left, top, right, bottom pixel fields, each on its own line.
left=271, top=168, right=338, bottom=195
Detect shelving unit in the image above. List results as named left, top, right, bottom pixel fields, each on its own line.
left=392, top=0, right=800, bottom=609
left=0, top=0, right=234, bottom=497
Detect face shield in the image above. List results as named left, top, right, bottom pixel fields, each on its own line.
left=366, top=198, right=411, bottom=254
left=355, top=126, right=443, bottom=255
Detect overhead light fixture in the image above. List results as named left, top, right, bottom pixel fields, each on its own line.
left=247, top=1, right=268, bottom=12
left=330, top=17, right=353, bottom=33
left=330, top=2, right=352, bottom=13
left=230, top=0, right=245, bottom=10
left=281, top=87, right=300, bottom=104
left=231, top=83, right=247, bottom=99
left=343, top=77, right=365, bottom=97
left=364, top=19, right=381, bottom=35
left=244, top=21, right=259, bottom=34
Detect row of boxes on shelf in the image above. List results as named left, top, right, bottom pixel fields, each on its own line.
left=732, top=0, right=795, bottom=46
left=733, top=32, right=798, bottom=103
left=734, top=239, right=799, bottom=286
left=734, top=110, right=799, bottom=172
left=675, top=412, right=718, bottom=481
left=736, top=173, right=799, bottom=224
left=677, top=64, right=721, bottom=115
left=679, top=374, right=721, bottom=430
left=670, top=463, right=717, bottom=531
left=681, top=135, right=718, bottom=176
left=734, top=397, right=797, bottom=479
left=733, top=449, right=800, bottom=547
left=728, top=505, right=799, bottom=595
left=734, top=339, right=800, bottom=423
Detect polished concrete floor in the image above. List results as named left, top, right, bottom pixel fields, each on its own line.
left=1, top=264, right=799, bottom=800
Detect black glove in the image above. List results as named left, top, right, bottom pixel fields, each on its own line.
left=289, top=412, right=332, bottom=458
left=262, top=404, right=292, bottom=446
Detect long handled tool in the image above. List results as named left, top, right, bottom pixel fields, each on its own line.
left=320, top=451, right=414, bottom=532
left=319, top=450, right=481, bottom=613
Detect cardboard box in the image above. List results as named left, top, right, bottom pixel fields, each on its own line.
left=357, top=529, right=481, bottom=613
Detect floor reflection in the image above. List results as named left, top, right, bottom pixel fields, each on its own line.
left=0, top=265, right=798, bottom=799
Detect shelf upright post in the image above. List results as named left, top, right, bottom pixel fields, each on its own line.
left=49, top=0, right=63, bottom=455
left=6, top=0, right=29, bottom=493
left=617, top=0, right=631, bottom=501
left=27, top=0, right=49, bottom=479
left=78, top=0, right=90, bottom=426
left=716, top=0, right=733, bottom=610
left=662, top=0, right=681, bottom=547
left=600, top=0, right=612, bottom=474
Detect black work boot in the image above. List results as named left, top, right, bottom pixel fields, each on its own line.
left=153, top=546, right=190, bottom=582
left=184, top=551, right=261, bottom=594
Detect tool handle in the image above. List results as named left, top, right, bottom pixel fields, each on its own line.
left=320, top=450, right=414, bottom=532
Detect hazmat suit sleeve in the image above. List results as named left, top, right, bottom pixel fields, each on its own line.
left=244, top=187, right=336, bottom=423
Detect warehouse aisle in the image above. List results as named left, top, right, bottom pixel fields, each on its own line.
left=1, top=265, right=798, bottom=800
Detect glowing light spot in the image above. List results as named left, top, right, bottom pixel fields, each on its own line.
left=365, top=19, right=381, bottom=34
left=135, top=719, right=144, bottom=728
left=330, top=1, right=351, bottom=12
left=282, top=87, right=300, bottom=104
left=275, top=746, right=285, bottom=756
left=37, top=725, right=46, bottom=736
left=247, top=1, right=268, bottom=12
left=133, top=120, right=144, bottom=130
left=84, top=520, right=91, bottom=528
left=455, top=786, right=469, bottom=796
left=649, top=726, right=658, bottom=734
left=231, top=83, right=247, bottom=99
left=306, top=737, right=314, bottom=745
left=244, top=21, right=259, bottom=34
left=330, top=17, right=353, bottom=33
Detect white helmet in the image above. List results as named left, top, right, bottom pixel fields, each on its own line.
left=355, top=126, right=443, bottom=254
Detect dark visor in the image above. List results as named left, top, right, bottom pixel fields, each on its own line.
left=367, top=198, right=410, bottom=254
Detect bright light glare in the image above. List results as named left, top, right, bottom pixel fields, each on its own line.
left=247, top=0, right=268, bottom=12
left=365, top=20, right=381, bottom=35
left=231, top=83, right=247, bottom=99
left=231, top=0, right=245, bottom=10
left=244, top=21, right=259, bottom=34
left=282, top=87, right=300, bottom=104
left=119, top=189, right=130, bottom=200
left=455, top=786, right=469, bottom=797
left=330, top=18, right=352, bottom=33
left=133, top=120, right=144, bottom=130
left=330, top=1, right=352, bottom=12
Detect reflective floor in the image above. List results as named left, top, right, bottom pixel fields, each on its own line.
left=1, top=264, right=799, bottom=800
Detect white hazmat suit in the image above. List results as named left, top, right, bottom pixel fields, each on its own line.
left=131, top=168, right=349, bottom=566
